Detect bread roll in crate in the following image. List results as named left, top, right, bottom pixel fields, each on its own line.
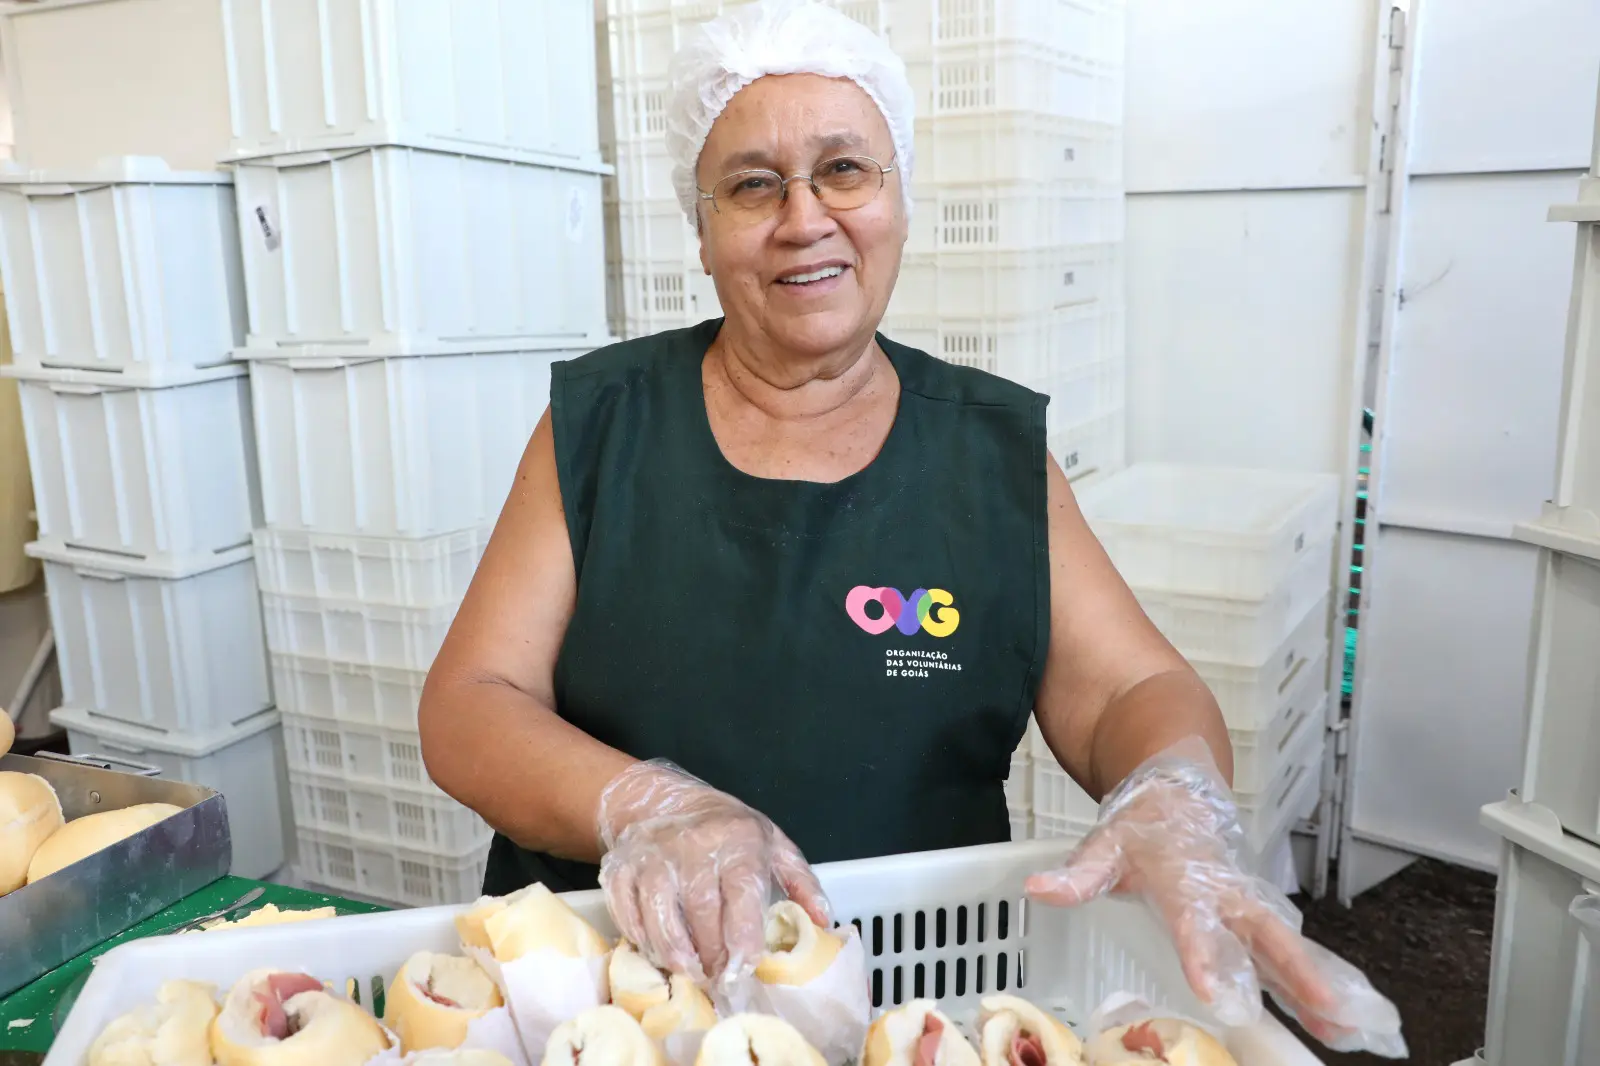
left=45, top=840, right=1325, bottom=1066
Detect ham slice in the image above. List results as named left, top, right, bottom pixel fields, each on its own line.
left=1008, top=1032, right=1046, bottom=1066
left=420, top=977, right=461, bottom=1009
left=914, top=1012, right=945, bottom=1066
left=1120, top=1022, right=1166, bottom=1061
left=252, top=973, right=325, bottom=1039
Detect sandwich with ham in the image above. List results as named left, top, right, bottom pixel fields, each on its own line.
left=861, top=1000, right=978, bottom=1066
left=456, top=883, right=611, bottom=965
left=209, top=969, right=391, bottom=1066
left=1084, top=1020, right=1237, bottom=1066
left=88, top=979, right=219, bottom=1066
left=385, top=951, right=505, bottom=1052
left=694, top=1014, right=826, bottom=1066
left=542, top=1005, right=664, bottom=1066
left=977, top=996, right=1085, bottom=1066
left=609, top=941, right=717, bottom=1043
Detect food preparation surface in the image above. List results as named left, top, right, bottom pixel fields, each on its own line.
left=0, top=877, right=384, bottom=1053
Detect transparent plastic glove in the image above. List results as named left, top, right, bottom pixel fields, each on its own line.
left=597, top=759, right=832, bottom=989
left=1023, top=738, right=1407, bottom=1059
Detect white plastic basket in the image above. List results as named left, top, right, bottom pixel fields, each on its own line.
left=1480, top=797, right=1600, bottom=1066
left=292, top=823, right=490, bottom=909
left=287, top=769, right=490, bottom=859
left=279, top=710, right=431, bottom=794
left=882, top=303, right=1119, bottom=387
left=1190, top=594, right=1331, bottom=732
left=913, top=113, right=1122, bottom=188
left=45, top=839, right=1324, bottom=1066
left=269, top=652, right=428, bottom=731
left=0, top=158, right=246, bottom=384
left=34, top=544, right=272, bottom=735
left=1005, top=741, right=1032, bottom=808
left=51, top=705, right=289, bottom=881
left=611, top=196, right=699, bottom=265
left=1078, top=465, right=1342, bottom=600
left=221, top=0, right=603, bottom=168
left=1007, top=803, right=1032, bottom=842
left=261, top=591, right=459, bottom=672
left=907, top=184, right=1124, bottom=256
left=8, top=365, right=263, bottom=565
left=1037, top=358, right=1125, bottom=439
left=1050, top=406, right=1125, bottom=483
left=905, top=40, right=1124, bottom=124
left=251, top=527, right=491, bottom=606
left=892, top=0, right=1125, bottom=67
left=232, top=146, right=608, bottom=355
left=248, top=349, right=561, bottom=538
left=889, top=245, right=1121, bottom=320
left=613, top=255, right=722, bottom=337
left=1133, top=537, right=1336, bottom=665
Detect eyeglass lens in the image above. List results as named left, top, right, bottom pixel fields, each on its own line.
left=711, top=156, right=887, bottom=217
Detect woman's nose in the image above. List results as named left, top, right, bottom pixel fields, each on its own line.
left=772, top=180, right=837, bottom=243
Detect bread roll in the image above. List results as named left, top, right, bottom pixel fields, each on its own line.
left=198, top=904, right=337, bottom=931
left=753, top=901, right=843, bottom=986
left=88, top=978, right=218, bottom=1066
left=209, top=969, right=390, bottom=1066
left=542, top=1005, right=663, bottom=1066
left=0, top=770, right=63, bottom=894
left=385, top=951, right=504, bottom=1052
left=411, top=1052, right=516, bottom=1066
left=639, top=975, right=716, bottom=1043
left=27, top=802, right=182, bottom=883
left=609, top=941, right=671, bottom=1020
left=1084, top=1020, right=1236, bottom=1066
left=862, top=1000, right=978, bottom=1066
left=456, top=882, right=610, bottom=962
left=977, top=996, right=1084, bottom=1066
left=695, top=1015, right=825, bottom=1066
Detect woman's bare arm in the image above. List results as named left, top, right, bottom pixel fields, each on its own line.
left=419, top=408, right=636, bottom=863
left=1034, top=458, right=1235, bottom=797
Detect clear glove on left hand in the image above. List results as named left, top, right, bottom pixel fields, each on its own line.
left=1023, top=737, right=1407, bottom=1058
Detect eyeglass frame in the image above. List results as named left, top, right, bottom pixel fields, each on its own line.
left=696, top=154, right=898, bottom=218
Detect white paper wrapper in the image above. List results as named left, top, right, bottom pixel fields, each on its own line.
left=660, top=1028, right=709, bottom=1066
left=358, top=1007, right=531, bottom=1066
left=735, top=930, right=870, bottom=1066
left=466, top=945, right=611, bottom=1058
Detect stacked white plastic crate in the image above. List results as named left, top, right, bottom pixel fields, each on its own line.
left=599, top=0, right=1127, bottom=483
left=1015, top=465, right=1338, bottom=872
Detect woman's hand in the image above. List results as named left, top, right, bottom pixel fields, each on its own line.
left=1023, top=738, right=1407, bottom=1059
left=597, top=759, right=831, bottom=986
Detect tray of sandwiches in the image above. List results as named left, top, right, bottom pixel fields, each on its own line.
left=43, top=839, right=1323, bottom=1066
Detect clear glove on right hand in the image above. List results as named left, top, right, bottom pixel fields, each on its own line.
left=597, top=759, right=831, bottom=989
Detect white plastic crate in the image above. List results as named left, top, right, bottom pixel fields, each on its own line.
left=222, top=0, right=603, bottom=168
left=1038, top=357, right=1125, bottom=438
left=261, top=592, right=458, bottom=672
left=280, top=710, right=431, bottom=793
left=907, top=184, right=1123, bottom=255
left=287, top=769, right=490, bottom=858
left=612, top=196, right=698, bottom=264
left=1007, top=803, right=1032, bottom=842
left=615, top=256, right=721, bottom=337
left=914, top=113, right=1121, bottom=187
left=610, top=132, right=678, bottom=204
left=1479, top=798, right=1600, bottom=1066
left=1031, top=810, right=1090, bottom=843
left=47, top=840, right=1325, bottom=1066
left=883, top=303, right=1119, bottom=386
left=1133, top=535, right=1336, bottom=665
left=8, top=365, right=263, bottom=564
left=1005, top=741, right=1031, bottom=808
left=1078, top=464, right=1342, bottom=600
left=890, top=245, right=1121, bottom=320
left=248, top=349, right=561, bottom=537
left=905, top=40, right=1123, bottom=124
left=270, top=652, right=427, bottom=730
left=0, top=158, right=246, bottom=383
left=1190, top=593, right=1331, bottom=731
left=292, top=824, right=491, bottom=908
left=33, top=544, right=272, bottom=735
left=252, top=526, right=490, bottom=605
left=1050, top=405, right=1125, bottom=483
left=232, top=146, right=608, bottom=355
left=1518, top=548, right=1600, bottom=848
left=52, top=704, right=289, bottom=880
left=893, top=0, right=1125, bottom=68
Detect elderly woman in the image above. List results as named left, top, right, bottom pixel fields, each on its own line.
left=420, top=0, right=1401, bottom=1056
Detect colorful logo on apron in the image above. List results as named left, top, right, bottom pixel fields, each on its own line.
left=846, top=586, right=960, bottom=637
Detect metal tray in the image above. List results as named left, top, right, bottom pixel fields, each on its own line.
left=0, top=752, right=231, bottom=998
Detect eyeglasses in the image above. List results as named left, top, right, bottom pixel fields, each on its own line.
left=698, top=155, right=896, bottom=222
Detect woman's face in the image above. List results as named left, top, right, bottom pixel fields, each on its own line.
left=695, top=73, right=907, bottom=364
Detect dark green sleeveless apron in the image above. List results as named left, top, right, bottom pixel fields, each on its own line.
left=482, top=318, right=1050, bottom=894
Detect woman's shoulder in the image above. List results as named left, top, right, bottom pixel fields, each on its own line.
left=877, top=330, right=1044, bottom=410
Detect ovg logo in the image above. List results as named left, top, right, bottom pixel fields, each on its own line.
left=846, top=586, right=960, bottom=638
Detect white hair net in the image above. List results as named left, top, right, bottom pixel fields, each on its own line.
left=665, top=0, right=915, bottom=224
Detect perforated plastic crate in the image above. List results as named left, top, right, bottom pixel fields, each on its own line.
left=1037, top=358, right=1125, bottom=438
left=262, top=592, right=458, bottom=672
left=883, top=303, right=1118, bottom=386
left=280, top=710, right=431, bottom=793
left=614, top=256, right=721, bottom=337
left=889, top=245, right=1121, bottom=320
left=291, top=824, right=490, bottom=908
left=1189, top=594, right=1331, bottom=731
left=907, top=184, right=1123, bottom=255
left=905, top=40, right=1123, bottom=124
left=252, top=527, right=491, bottom=606
left=893, top=0, right=1125, bottom=67
left=0, top=158, right=246, bottom=383
left=1050, top=406, right=1125, bottom=483
left=287, top=769, right=490, bottom=858
left=1005, top=741, right=1031, bottom=808
left=232, top=146, right=608, bottom=355
left=1078, top=465, right=1342, bottom=600
left=612, top=197, right=699, bottom=265
left=269, top=652, right=428, bottom=730
left=913, top=113, right=1122, bottom=187
left=1007, top=803, right=1032, bottom=842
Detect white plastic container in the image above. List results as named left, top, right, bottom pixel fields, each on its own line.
left=232, top=146, right=608, bottom=355
left=1479, top=797, right=1600, bottom=1066
left=248, top=349, right=561, bottom=537
left=1050, top=405, right=1125, bottom=484
left=252, top=527, right=490, bottom=605
left=892, top=0, right=1125, bottom=67
left=614, top=257, right=722, bottom=337
left=0, top=158, right=246, bottom=383
left=889, top=245, right=1120, bottom=320
left=1078, top=464, right=1342, bottom=600
left=279, top=710, right=431, bottom=793
left=33, top=543, right=272, bottom=735
left=51, top=705, right=289, bottom=880
left=261, top=592, right=458, bottom=672
left=907, top=184, right=1124, bottom=256
left=1007, top=803, right=1031, bottom=842
left=912, top=114, right=1122, bottom=188
left=292, top=824, right=490, bottom=908
left=8, top=364, right=263, bottom=564
left=1133, top=536, right=1336, bottom=665
left=46, top=840, right=1325, bottom=1066
left=1037, top=357, right=1126, bottom=438
left=882, top=303, right=1119, bottom=386
left=611, top=197, right=698, bottom=265
left=1190, top=594, right=1331, bottom=731
left=221, top=0, right=603, bottom=168
left=270, top=652, right=427, bottom=730
left=287, top=769, right=490, bottom=858
left=905, top=40, right=1123, bottom=125
left=1005, top=740, right=1031, bottom=809
left=1518, top=548, right=1600, bottom=848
